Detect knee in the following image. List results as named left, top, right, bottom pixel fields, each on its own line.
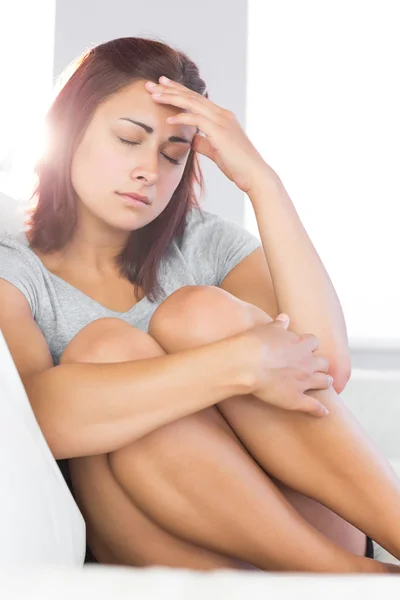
left=60, top=317, right=164, bottom=365
left=149, top=285, right=271, bottom=349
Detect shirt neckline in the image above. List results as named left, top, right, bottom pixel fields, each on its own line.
left=46, top=269, right=148, bottom=316
left=23, top=234, right=147, bottom=317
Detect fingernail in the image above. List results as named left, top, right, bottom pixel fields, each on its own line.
left=322, top=407, right=330, bottom=416
left=160, top=76, right=170, bottom=84
left=146, top=81, right=157, bottom=88
left=276, top=313, right=289, bottom=321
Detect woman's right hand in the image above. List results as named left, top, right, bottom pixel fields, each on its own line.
left=241, top=315, right=332, bottom=417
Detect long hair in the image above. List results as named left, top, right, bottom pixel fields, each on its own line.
left=25, top=37, right=208, bottom=302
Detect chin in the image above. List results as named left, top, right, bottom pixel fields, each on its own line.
left=111, top=215, right=153, bottom=232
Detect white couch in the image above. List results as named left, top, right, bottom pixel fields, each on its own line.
left=0, top=330, right=85, bottom=566
left=1, top=327, right=400, bottom=597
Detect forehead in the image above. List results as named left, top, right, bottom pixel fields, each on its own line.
left=98, top=80, right=196, bottom=139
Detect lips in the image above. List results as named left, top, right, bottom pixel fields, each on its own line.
left=116, top=192, right=150, bottom=205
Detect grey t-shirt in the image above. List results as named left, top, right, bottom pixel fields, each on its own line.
left=0, top=208, right=261, bottom=365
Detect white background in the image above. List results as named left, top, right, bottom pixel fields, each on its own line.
left=0, top=0, right=55, bottom=199
left=246, top=0, right=400, bottom=348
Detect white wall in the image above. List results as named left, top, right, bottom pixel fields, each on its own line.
left=53, top=0, right=248, bottom=226
left=247, top=0, right=400, bottom=353
left=0, top=0, right=55, bottom=200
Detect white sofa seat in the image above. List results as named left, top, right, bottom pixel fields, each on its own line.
left=2, top=564, right=400, bottom=599
left=0, top=330, right=85, bottom=566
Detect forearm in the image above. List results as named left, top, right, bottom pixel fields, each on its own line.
left=23, top=338, right=251, bottom=460
left=248, top=171, right=351, bottom=383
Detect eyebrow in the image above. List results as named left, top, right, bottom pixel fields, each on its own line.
left=118, top=118, right=191, bottom=144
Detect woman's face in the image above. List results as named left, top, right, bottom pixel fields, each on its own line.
left=70, top=80, right=197, bottom=232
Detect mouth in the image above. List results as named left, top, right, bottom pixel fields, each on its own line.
left=116, top=192, right=151, bottom=207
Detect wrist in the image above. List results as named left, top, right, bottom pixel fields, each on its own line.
left=247, top=169, right=283, bottom=204
left=221, top=334, right=260, bottom=396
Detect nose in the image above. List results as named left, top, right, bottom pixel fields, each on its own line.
left=130, top=148, right=160, bottom=186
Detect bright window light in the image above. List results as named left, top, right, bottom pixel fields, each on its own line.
left=246, top=0, right=400, bottom=349
left=0, top=0, right=55, bottom=200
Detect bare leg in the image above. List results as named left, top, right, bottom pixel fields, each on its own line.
left=70, top=452, right=255, bottom=570
left=149, top=285, right=400, bottom=562
left=63, top=320, right=253, bottom=571
left=110, top=401, right=378, bottom=573
left=65, top=319, right=384, bottom=573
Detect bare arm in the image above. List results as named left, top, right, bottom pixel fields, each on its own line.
left=246, top=170, right=351, bottom=389
left=24, top=342, right=249, bottom=459
left=0, top=280, right=251, bottom=460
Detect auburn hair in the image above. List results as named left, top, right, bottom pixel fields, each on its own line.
left=25, top=37, right=208, bottom=302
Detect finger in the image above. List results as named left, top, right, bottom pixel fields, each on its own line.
left=158, top=76, right=196, bottom=92
left=165, top=111, right=215, bottom=137
left=275, top=313, right=290, bottom=324
left=272, top=318, right=289, bottom=330
left=312, top=355, right=330, bottom=373
left=308, top=371, right=333, bottom=390
left=149, top=88, right=225, bottom=124
left=158, top=76, right=223, bottom=114
left=191, top=134, right=216, bottom=160
left=268, top=317, right=290, bottom=329
left=145, top=83, right=186, bottom=98
left=297, top=395, right=330, bottom=418
left=159, top=76, right=194, bottom=91
left=299, top=333, right=319, bottom=352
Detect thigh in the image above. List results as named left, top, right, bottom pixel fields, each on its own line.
left=59, top=318, right=165, bottom=502
left=62, top=318, right=248, bottom=568
left=69, top=408, right=251, bottom=569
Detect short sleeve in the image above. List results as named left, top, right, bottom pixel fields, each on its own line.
left=181, top=209, right=261, bottom=286
left=0, top=235, right=42, bottom=319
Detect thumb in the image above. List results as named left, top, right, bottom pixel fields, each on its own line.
left=191, top=134, right=215, bottom=159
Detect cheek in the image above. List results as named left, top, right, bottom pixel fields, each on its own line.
left=163, top=164, right=187, bottom=193
left=71, top=136, right=121, bottom=195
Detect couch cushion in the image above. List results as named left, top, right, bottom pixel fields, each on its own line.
left=0, top=330, right=85, bottom=566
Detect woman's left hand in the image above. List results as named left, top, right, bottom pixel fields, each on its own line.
left=145, top=76, right=277, bottom=195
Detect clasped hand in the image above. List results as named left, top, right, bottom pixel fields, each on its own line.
left=242, top=316, right=333, bottom=418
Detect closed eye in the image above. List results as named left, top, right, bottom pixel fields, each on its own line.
left=118, top=138, right=181, bottom=165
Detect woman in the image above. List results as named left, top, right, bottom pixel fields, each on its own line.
left=0, top=36, right=399, bottom=573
